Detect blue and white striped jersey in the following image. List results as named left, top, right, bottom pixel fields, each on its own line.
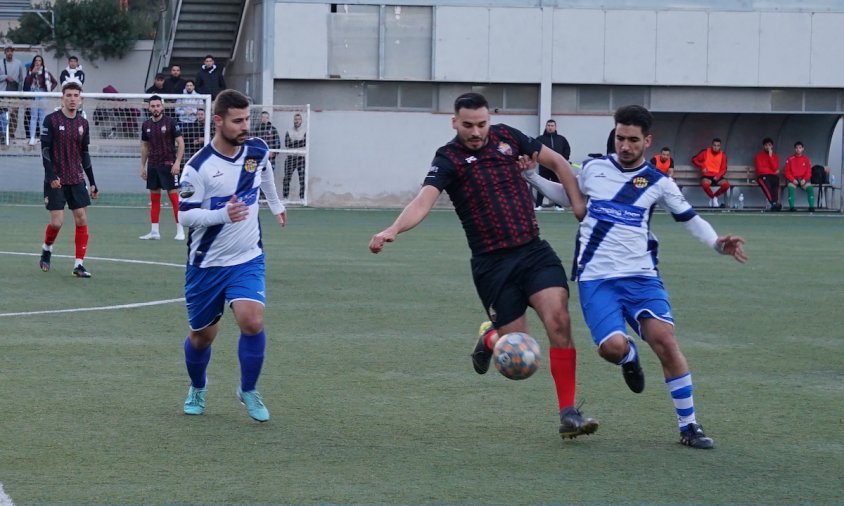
left=574, top=155, right=697, bottom=282
left=178, top=137, right=284, bottom=268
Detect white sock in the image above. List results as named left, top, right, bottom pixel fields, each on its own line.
left=151, top=223, right=160, bottom=234
left=74, top=259, right=83, bottom=268
left=42, top=243, right=53, bottom=252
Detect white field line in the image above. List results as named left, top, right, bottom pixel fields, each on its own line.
left=0, top=251, right=185, bottom=318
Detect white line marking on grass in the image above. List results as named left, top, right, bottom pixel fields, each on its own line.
left=0, top=298, right=186, bottom=317
left=0, top=251, right=184, bottom=269
left=0, top=251, right=186, bottom=318
left=0, top=483, right=15, bottom=506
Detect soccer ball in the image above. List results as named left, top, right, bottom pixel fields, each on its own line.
left=493, top=332, right=541, bottom=380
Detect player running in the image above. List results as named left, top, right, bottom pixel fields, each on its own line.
left=524, top=105, right=746, bottom=449
left=178, top=89, right=287, bottom=422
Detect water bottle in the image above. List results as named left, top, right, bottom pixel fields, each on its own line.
left=738, top=193, right=745, bottom=209
left=832, top=175, right=837, bottom=186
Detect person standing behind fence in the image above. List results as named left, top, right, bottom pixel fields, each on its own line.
left=139, top=95, right=185, bottom=240
left=754, top=137, right=782, bottom=212
left=784, top=141, right=815, bottom=213
left=1, top=42, right=25, bottom=144
left=534, top=119, right=571, bottom=211
left=163, top=64, right=186, bottom=95
left=59, top=56, right=85, bottom=86
left=23, top=55, right=57, bottom=146
left=38, top=79, right=98, bottom=278
left=255, top=111, right=280, bottom=167
left=282, top=113, right=306, bottom=201
left=195, top=55, right=226, bottom=100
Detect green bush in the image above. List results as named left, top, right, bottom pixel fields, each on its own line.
left=6, top=0, right=146, bottom=63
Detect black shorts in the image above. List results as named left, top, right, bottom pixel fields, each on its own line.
left=702, top=176, right=726, bottom=186
left=470, top=238, right=568, bottom=327
left=146, top=164, right=179, bottom=191
left=44, top=182, right=90, bottom=211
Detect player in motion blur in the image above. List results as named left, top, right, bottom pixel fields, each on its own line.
left=369, top=92, right=599, bottom=439
left=139, top=95, right=186, bottom=240
left=524, top=105, right=747, bottom=449
left=178, top=89, right=287, bottom=422
left=38, top=78, right=98, bottom=278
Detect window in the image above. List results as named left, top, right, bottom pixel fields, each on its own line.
left=365, top=82, right=434, bottom=110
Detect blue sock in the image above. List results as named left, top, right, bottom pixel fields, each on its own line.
left=238, top=329, right=266, bottom=392
left=184, top=337, right=211, bottom=389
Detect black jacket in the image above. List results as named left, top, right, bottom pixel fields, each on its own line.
left=537, top=131, right=571, bottom=163
left=195, top=64, right=226, bottom=99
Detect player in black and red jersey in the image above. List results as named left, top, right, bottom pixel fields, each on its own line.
left=369, top=92, right=597, bottom=440
left=139, top=95, right=185, bottom=240
left=38, top=78, right=98, bottom=278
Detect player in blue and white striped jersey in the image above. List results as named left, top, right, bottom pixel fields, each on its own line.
left=177, top=89, right=287, bottom=423
left=524, top=105, right=746, bottom=449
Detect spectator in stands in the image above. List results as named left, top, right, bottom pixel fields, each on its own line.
left=59, top=55, right=85, bottom=86
left=163, top=64, right=186, bottom=95
left=534, top=118, right=570, bottom=211
left=23, top=54, right=58, bottom=145
left=1, top=42, right=25, bottom=144
left=176, top=79, right=201, bottom=125
left=146, top=73, right=166, bottom=95
left=784, top=141, right=815, bottom=212
left=691, top=138, right=730, bottom=208
left=195, top=55, right=226, bottom=100
left=283, top=113, right=306, bottom=201
left=754, top=137, right=781, bottom=212
left=94, top=85, right=141, bottom=139
left=649, top=147, right=674, bottom=178
left=254, top=111, right=280, bottom=166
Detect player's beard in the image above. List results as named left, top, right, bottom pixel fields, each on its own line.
left=222, top=130, right=247, bottom=147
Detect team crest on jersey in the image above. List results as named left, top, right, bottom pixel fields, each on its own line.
left=161, top=125, right=167, bottom=133
left=78, top=126, right=84, bottom=136
left=497, top=142, right=513, bottom=156
left=244, top=158, right=258, bottom=173
left=632, top=176, right=649, bottom=189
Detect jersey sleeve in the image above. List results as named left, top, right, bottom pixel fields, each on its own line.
left=141, top=121, right=149, bottom=142
left=658, top=178, right=696, bottom=221
left=502, top=124, right=543, bottom=156
left=172, top=117, right=183, bottom=138
left=423, top=152, right=457, bottom=191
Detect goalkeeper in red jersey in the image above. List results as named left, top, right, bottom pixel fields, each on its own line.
left=38, top=78, right=98, bottom=278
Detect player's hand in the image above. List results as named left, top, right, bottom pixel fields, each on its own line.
left=369, top=229, right=396, bottom=254
left=171, top=164, right=180, bottom=176
left=90, top=185, right=98, bottom=199
left=140, top=168, right=147, bottom=180
left=226, top=194, right=249, bottom=222
left=715, top=235, right=747, bottom=263
left=276, top=210, right=287, bottom=228
left=50, top=178, right=61, bottom=189
left=516, top=153, right=539, bottom=174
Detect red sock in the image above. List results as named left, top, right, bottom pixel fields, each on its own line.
left=150, top=192, right=161, bottom=224
left=549, top=347, right=577, bottom=410
left=483, top=328, right=497, bottom=350
left=75, top=225, right=89, bottom=261
left=701, top=182, right=715, bottom=198
left=44, top=224, right=60, bottom=246
left=168, top=192, right=180, bottom=223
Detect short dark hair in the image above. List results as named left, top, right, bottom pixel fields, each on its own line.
left=184, top=79, right=195, bottom=86
left=762, top=137, right=774, bottom=145
left=712, top=138, right=722, bottom=144
left=204, top=54, right=214, bottom=60
left=613, top=105, right=653, bottom=135
left=148, top=95, right=163, bottom=104
left=546, top=119, right=556, bottom=124
left=61, top=81, right=82, bottom=93
left=454, top=92, right=488, bottom=113
left=171, top=64, right=181, bottom=70
left=68, top=55, right=78, bottom=62
left=213, top=89, right=249, bottom=117
left=154, top=73, right=165, bottom=80
left=794, top=141, right=804, bottom=148
left=661, top=147, right=671, bottom=152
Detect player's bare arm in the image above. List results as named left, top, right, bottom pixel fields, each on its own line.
left=172, top=136, right=185, bottom=176
left=369, top=185, right=440, bottom=253
left=140, top=141, right=149, bottom=180
left=536, top=145, right=586, bottom=220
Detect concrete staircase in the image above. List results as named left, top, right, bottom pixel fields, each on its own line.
left=166, top=0, right=244, bottom=76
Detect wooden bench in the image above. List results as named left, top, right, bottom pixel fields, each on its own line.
left=672, top=164, right=840, bottom=210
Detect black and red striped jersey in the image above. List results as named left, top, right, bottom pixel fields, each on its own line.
left=41, top=110, right=90, bottom=185
left=425, top=124, right=543, bottom=256
left=141, top=115, right=182, bottom=166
